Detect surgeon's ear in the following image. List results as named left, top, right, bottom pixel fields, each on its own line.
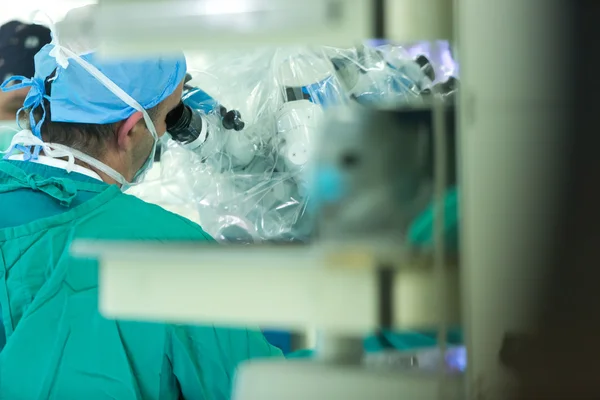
left=117, top=111, right=144, bottom=150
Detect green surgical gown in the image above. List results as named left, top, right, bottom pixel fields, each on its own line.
left=0, top=160, right=283, bottom=400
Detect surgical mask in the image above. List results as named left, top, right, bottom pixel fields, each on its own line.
left=2, top=39, right=158, bottom=192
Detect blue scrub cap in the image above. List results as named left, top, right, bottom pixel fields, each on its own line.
left=1, top=43, right=187, bottom=138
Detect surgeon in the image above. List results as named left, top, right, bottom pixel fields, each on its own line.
left=0, top=23, right=282, bottom=400
left=0, top=21, right=51, bottom=147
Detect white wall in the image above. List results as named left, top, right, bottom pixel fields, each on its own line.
left=0, top=0, right=96, bottom=26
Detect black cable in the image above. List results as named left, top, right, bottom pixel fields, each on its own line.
left=376, top=264, right=396, bottom=349
left=373, top=0, right=386, bottom=39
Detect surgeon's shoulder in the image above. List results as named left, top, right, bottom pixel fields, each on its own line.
left=85, top=190, right=214, bottom=241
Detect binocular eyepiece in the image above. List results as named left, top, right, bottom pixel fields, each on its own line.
left=166, top=102, right=245, bottom=149
left=166, top=102, right=205, bottom=146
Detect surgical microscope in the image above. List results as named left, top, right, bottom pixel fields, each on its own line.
left=68, top=0, right=571, bottom=399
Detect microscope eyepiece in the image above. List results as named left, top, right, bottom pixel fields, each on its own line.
left=166, top=102, right=206, bottom=146
left=167, top=101, right=247, bottom=149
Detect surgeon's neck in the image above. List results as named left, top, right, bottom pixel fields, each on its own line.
left=88, top=167, right=122, bottom=187
left=38, top=149, right=125, bottom=187
left=79, top=157, right=127, bottom=188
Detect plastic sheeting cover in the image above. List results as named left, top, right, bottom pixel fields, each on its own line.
left=138, top=43, right=458, bottom=244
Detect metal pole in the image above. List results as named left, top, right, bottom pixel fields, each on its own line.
left=458, top=0, right=567, bottom=398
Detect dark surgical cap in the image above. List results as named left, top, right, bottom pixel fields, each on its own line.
left=0, top=21, right=52, bottom=83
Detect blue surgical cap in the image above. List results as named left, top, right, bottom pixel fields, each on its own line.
left=6, top=43, right=187, bottom=136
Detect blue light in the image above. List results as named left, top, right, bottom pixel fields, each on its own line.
left=445, top=346, right=467, bottom=372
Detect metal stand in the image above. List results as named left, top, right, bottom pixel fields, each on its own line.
left=233, top=361, right=464, bottom=400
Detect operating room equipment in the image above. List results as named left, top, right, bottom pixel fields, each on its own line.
left=364, top=344, right=466, bottom=373
left=153, top=44, right=455, bottom=246
left=84, top=0, right=453, bottom=57
left=505, top=4, right=600, bottom=397
left=58, top=0, right=574, bottom=399
left=47, top=0, right=586, bottom=399
left=157, top=49, right=344, bottom=242
left=180, top=75, right=246, bottom=132
left=56, top=0, right=463, bottom=397
left=329, top=45, right=425, bottom=106
left=74, top=94, right=460, bottom=400
left=311, top=103, right=456, bottom=246
left=167, top=80, right=246, bottom=150
left=4, top=1, right=462, bottom=396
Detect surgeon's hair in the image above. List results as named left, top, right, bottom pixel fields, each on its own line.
left=21, top=73, right=163, bottom=159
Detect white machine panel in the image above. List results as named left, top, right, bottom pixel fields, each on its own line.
left=234, top=361, right=465, bottom=400
left=64, top=0, right=456, bottom=56
left=94, top=0, right=374, bottom=56
left=72, top=241, right=460, bottom=333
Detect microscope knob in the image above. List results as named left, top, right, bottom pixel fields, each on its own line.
left=444, top=76, right=459, bottom=92
left=432, top=77, right=459, bottom=96
left=223, top=109, right=245, bottom=131
left=219, top=105, right=228, bottom=118
left=415, top=54, right=436, bottom=82
left=233, top=119, right=245, bottom=131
